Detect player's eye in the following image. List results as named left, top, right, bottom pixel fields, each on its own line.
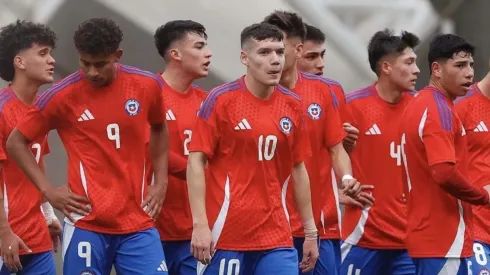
left=277, top=50, right=285, bottom=55
left=259, top=50, right=269, bottom=55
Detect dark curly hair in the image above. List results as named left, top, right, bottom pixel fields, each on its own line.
left=154, top=20, right=207, bottom=60
left=0, top=20, right=56, bottom=82
left=73, top=17, right=123, bottom=55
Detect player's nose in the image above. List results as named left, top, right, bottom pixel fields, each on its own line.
left=47, top=54, right=55, bottom=65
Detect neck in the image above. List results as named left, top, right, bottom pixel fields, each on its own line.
left=428, top=78, right=453, bottom=100
left=279, top=66, right=298, bottom=89
left=9, top=75, right=41, bottom=105
left=244, top=74, right=274, bottom=99
left=375, top=78, right=404, bottom=104
left=478, top=72, right=490, bottom=99
left=161, top=64, right=195, bottom=93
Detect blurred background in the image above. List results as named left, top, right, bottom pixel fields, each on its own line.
left=0, top=0, right=487, bottom=273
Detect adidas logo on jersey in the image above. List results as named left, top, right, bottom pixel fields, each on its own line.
left=365, top=124, right=381, bottom=135
left=234, top=118, right=252, bottom=130
left=77, top=109, right=95, bottom=121
left=166, top=110, right=176, bottom=121
left=474, top=121, right=488, bottom=132
left=157, top=260, right=168, bottom=272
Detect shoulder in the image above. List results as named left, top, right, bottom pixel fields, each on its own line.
left=277, top=84, right=301, bottom=103
left=191, top=84, right=208, bottom=99
left=422, top=90, right=455, bottom=131
left=198, top=80, right=241, bottom=119
left=36, top=71, right=84, bottom=110
left=119, top=64, right=164, bottom=89
left=454, top=87, right=477, bottom=105
left=300, top=72, right=343, bottom=88
left=0, top=88, right=15, bottom=116
left=300, top=72, right=344, bottom=106
left=345, top=86, right=372, bottom=104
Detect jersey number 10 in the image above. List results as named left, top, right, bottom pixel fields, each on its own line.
left=258, top=135, right=277, bottom=161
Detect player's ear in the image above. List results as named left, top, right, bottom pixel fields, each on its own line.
left=295, top=43, right=303, bottom=59
left=380, top=60, right=391, bottom=76
left=13, top=55, right=25, bottom=70
left=115, top=49, right=123, bottom=61
left=240, top=50, right=249, bottom=67
left=169, top=49, right=181, bottom=61
left=431, top=61, right=442, bottom=79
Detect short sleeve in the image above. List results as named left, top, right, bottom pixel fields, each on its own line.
left=17, top=88, right=63, bottom=142
left=147, top=77, right=166, bottom=125
left=0, top=117, right=7, bottom=161
left=292, top=114, right=312, bottom=165
left=323, top=89, right=346, bottom=148
left=188, top=94, right=219, bottom=158
left=423, top=105, right=456, bottom=166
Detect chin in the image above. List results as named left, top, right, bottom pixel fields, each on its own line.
left=41, top=76, right=55, bottom=84
left=264, top=78, right=280, bottom=86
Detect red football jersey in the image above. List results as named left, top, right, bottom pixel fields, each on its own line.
left=286, top=72, right=345, bottom=240
left=188, top=77, right=311, bottom=250
left=0, top=87, right=51, bottom=255
left=16, top=64, right=166, bottom=234
left=455, top=84, right=490, bottom=245
left=155, top=83, right=207, bottom=241
left=401, top=87, right=471, bottom=258
left=342, top=85, right=413, bottom=249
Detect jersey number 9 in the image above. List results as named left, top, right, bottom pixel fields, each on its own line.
left=107, top=123, right=120, bottom=149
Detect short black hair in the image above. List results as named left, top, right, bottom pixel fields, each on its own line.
left=263, top=10, right=306, bottom=41
left=368, top=29, right=420, bottom=75
left=240, top=23, right=284, bottom=48
left=0, top=20, right=56, bottom=82
left=304, top=24, right=325, bottom=44
left=428, top=34, right=475, bottom=74
left=73, top=17, right=123, bottom=56
left=154, top=20, right=207, bottom=59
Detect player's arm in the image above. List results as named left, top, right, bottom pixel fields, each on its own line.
left=423, top=108, right=489, bottom=205
left=187, top=92, right=220, bottom=265
left=340, top=100, right=359, bottom=153
left=6, top=90, right=90, bottom=221
left=143, top=78, right=170, bottom=219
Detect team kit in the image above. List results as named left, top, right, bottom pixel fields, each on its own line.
left=0, top=8, right=487, bottom=275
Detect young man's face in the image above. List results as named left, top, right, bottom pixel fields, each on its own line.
left=432, top=51, right=474, bottom=98
left=241, top=38, right=285, bottom=86
left=17, top=43, right=55, bottom=85
left=386, top=47, right=420, bottom=91
left=297, top=40, right=325, bottom=75
left=176, top=32, right=212, bottom=79
left=79, top=49, right=122, bottom=87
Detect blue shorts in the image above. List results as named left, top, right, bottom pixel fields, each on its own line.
left=340, top=243, right=415, bottom=275
left=198, top=247, right=298, bottom=275
left=0, top=251, right=56, bottom=275
left=471, top=241, right=490, bottom=274
left=294, top=237, right=341, bottom=275
left=162, top=240, right=196, bottom=275
left=413, top=258, right=472, bottom=275
left=62, top=222, right=167, bottom=275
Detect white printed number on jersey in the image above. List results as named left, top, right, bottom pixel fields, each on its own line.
left=258, top=135, right=277, bottom=161
left=219, top=258, right=240, bottom=275
left=78, top=241, right=91, bottom=267
left=107, top=123, right=120, bottom=149
left=474, top=243, right=488, bottom=266
left=390, top=141, right=402, bottom=166
left=183, top=130, right=192, bottom=156
left=31, top=143, right=41, bottom=163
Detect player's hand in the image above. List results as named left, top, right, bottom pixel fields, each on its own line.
left=341, top=178, right=362, bottom=197
left=299, top=238, right=319, bottom=273
left=0, top=230, right=31, bottom=272
left=49, top=219, right=62, bottom=253
left=339, top=187, right=375, bottom=208
left=142, top=184, right=167, bottom=219
left=342, top=123, right=359, bottom=151
left=191, top=224, right=214, bottom=265
left=43, top=185, right=91, bottom=223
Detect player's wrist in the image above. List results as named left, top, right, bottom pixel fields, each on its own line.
left=302, top=218, right=318, bottom=240
left=342, top=174, right=354, bottom=182
left=192, top=221, right=209, bottom=229
left=41, top=202, right=57, bottom=225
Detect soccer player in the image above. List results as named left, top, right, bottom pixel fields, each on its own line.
left=187, top=22, right=318, bottom=275
left=6, top=18, right=169, bottom=275
left=400, top=34, right=490, bottom=275
left=152, top=20, right=211, bottom=275
left=296, top=23, right=360, bottom=153
left=340, top=29, right=420, bottom=275
left=0, top=20, right=59, bottom=275
left=263, top=11, right=369, bottom=275
left=455, top=63, right=490, bottom=274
